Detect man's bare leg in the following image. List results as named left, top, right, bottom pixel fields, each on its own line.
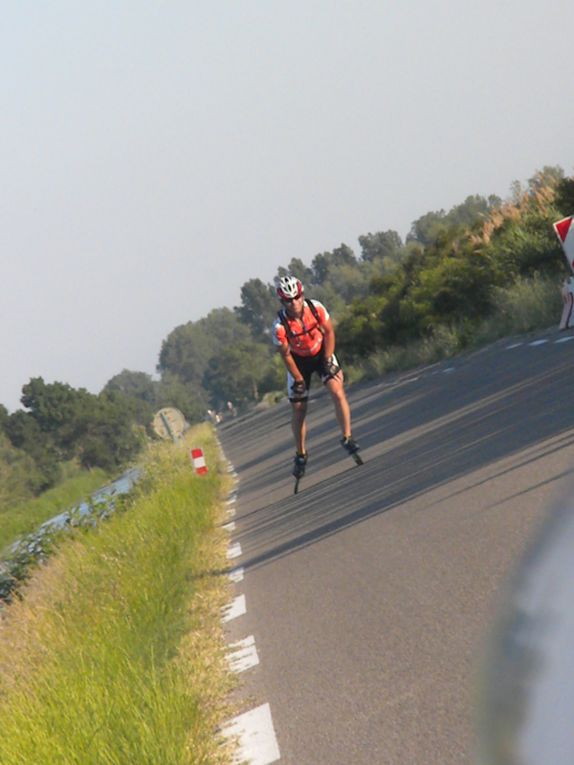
left=325, top=376, right=351, bottom=438
left=291, top=400, right=308, bottom=454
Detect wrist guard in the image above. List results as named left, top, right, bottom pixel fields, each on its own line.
left=291, top=379, right=306, bottom=396
left=321, top=356, right=340, bottom=379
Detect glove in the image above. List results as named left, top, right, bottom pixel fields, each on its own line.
left=321, top=356, right=340, bottom=379
left=291, top=379, right=306, bottom=396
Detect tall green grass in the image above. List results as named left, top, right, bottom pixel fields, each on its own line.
left=472, top=273, right=562, bottom=344
left=0, top=468, right=109, bottom=553
left=0, top=425, right=233, bottom=765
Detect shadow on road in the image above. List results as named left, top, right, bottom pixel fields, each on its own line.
left=219, top=348, right=574, bottom=574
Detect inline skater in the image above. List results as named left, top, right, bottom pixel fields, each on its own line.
left=271, top=275, right=360, bottom=482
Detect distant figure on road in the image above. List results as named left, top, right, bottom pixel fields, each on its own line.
left=271, top=275, right=360, bottom=479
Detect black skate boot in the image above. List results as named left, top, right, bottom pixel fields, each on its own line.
left=292, top=452, right=308, bottom=494
left=340, top=436, right=363, bottom=465
left=293, top=452, right=308, bottom=478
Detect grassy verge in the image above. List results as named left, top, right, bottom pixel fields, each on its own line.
left=0, top=424, right=235, bottom=765
left=0, top=468, right=109, bottom=553
left=345, top=274, right=563, bottom=383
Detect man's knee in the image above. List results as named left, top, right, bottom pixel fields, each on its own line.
left=327, top=380, right=346, bottom=402
left=291, top=400, right=308, bottom=417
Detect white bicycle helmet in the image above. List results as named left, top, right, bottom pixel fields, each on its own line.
left=277, top=275, right=303, bottom=300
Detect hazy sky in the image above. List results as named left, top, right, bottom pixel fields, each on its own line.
left=2, top=1, right=573, bottom=411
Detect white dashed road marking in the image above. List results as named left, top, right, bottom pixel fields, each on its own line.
left=228, top=567, right=244, bottom=583
left=223, top=703, right=281, bottom=765
left=505, top=342, right=523, bottom=349
left=529, top=339, right=549, bottom=346
left=227, top=635, right=260, bottom=673
left=218, top=435, right=280, bottom=764
left=222, top=594, right=246, bottom=623
left=227, top=542, right=242, bottom=560
left=555, top=335, right=574, bottom=343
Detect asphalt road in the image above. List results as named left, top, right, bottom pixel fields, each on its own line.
left=219, top=330, right=574, bottom=764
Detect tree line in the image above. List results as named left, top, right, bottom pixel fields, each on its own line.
left=2, top=165, right=572, bottom=499
left=155, top=165, right=573, bottom=408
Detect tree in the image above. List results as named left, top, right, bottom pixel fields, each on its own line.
left=284, top=258, right=314, bottom=284
left=447, top=195, right=500, bottom=229
left=157, top=322, right=213, bottom=385
left=0, top=434, right=45, bottom=508
left=527, top=165, right=564, bottom=195
left=20, top=378, right=82, bottom=436
left=79, top=392, right=143, bottom=470
left=103, top=370, right=157, bottom=427
left=158, top=308, right=253, bottom=386
left=359, top=230, right=403, bottom=263
left=14, top=377, right=143, bottom=473
left=311, top=252, right=330, bottom=284
left=236, top=278, right=278, bottom=339
left=155, top=373, right=206, bottom=424
left=20, top=378, right=93, bottom=459
left=0, top=404, right=8, bottom=434
left=555, top=176, right=574, bottom=216
left=4, top=410, right=61, bottom=489
left=199, top=307, right=252, bottom=348
left=312, top=243, right=357, bottom=284
left=203, top=342, right=271, bottom=407
left=407, top=210, right=447, bottom=245
left=408, top=248, right=496, bottom=326
left=104, top=370, right=157, bottom=404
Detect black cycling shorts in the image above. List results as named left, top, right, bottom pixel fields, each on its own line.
left=287, top=352, right=342, bottom=401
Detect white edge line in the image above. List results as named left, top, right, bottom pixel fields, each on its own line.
left=222, top=703, right=281, bottom=765
left=221, top=594, right=246, bottom=623
left=223, top=521, right=236, bottom=532
left=529, top=339, right=549, bottom=346
left=228, top=567, right=244, bottom=583
left=227, top=542, right=242, bottom=560
left=227, top=635, right=259, bottom=673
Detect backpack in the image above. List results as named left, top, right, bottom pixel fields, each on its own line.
left=277, top=299, right=324, bottom=341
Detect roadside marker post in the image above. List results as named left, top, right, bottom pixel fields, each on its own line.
left=191, top=448, right=208, bottom=475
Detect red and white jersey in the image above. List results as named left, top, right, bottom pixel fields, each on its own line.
left=272, top=300, right=329, bottom=357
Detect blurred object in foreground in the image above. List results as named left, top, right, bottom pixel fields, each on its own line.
left=479, top=497, right=574, bottom=764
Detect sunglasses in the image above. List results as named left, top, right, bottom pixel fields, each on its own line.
left=281, top=295, right=302, bottom=304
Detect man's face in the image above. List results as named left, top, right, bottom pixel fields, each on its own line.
left=282, top=294, right=304, bottom=318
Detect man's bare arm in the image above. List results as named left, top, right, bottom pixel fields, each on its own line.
left=321, top=317, right=336, bottom=359
left=278, top=344, right=304, bottom=382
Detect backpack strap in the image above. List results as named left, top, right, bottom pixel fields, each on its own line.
left=305, top=299, right=325, bottom=334
left=277, top=309, right=294, bottom=340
